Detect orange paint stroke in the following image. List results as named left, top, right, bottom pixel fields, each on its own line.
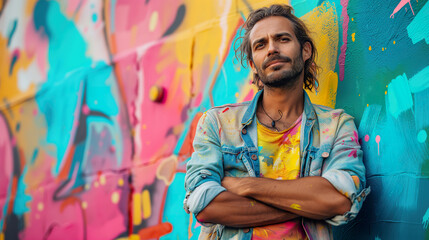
left=138, top=222, right=173, bottom=239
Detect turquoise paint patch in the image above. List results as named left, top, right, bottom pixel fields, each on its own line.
left=417, top=130, right=427, bottom=143
left=407, top=2, right=429, bottom=44
left=291, top=0, right=319, bottom=17
left=13, top=167, right=32, bottom=215
left=423, top=208, right=429, bottom=229
left=161, top=173, right=201, bottom=240
left=387, top=74, right=413, bottom=119
left=87, top=63, right=118, bottom=115
left=92, top=13, right=97, bottom=22
left=409, top=65, right=429, bottom=93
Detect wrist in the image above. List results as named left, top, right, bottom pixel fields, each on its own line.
left=241, top=177, right=254, bottom=197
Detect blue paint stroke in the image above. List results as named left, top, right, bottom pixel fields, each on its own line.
left=7, top=20, right=17, bottom=46
left=109, top=0, right=117, bottom=33
left=409, top=65, right=429, bottom=93
left=9, top=52, right=18, bottom=75
left=413, top=84, right=429, bottom=130
left=386, top=73, right=413, bottom=119
left=13, top=167, right=32, bottom=215
left=407, top=2, right=429, bottom=44
left=30, top=148, right=39, bottom=165
left=423, top=208, right=429, bottom=229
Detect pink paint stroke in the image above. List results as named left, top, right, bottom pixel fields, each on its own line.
left=339, top=0, right=350, bottom=81
left=390, top=0, right=415, bottom=18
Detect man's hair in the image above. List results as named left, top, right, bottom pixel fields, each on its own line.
left=235, top=4, right=319, bottom=91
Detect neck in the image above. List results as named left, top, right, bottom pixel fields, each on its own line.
left=261, top=83, right=304, bottom=119
left=257, top=80, right=304, bottom=131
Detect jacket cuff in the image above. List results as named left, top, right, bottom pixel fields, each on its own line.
left=184, top=181, right=226, bottom=215
left=322, top=169, right=371, bottom=225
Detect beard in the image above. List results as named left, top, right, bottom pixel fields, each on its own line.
left=256, top=53, right=304, bottom=89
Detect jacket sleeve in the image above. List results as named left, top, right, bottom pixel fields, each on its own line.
left=184, top=111, right=226, bottom=219
left=321, top=113, right=370, bottom=226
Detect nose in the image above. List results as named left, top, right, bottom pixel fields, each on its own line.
left=267, top=40, right=279, bottom=56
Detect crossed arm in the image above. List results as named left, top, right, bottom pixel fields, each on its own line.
left=196, top=176, right=351, bottom=227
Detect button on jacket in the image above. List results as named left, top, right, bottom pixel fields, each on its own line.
left=184, top=90, right=370, bottom=240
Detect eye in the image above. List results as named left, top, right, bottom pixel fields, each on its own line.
left=255, top=43, right=265, bottom=50
left=280, top=37, right=290, bottom=42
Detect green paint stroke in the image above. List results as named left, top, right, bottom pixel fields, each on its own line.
left=387, top=74, right=413, bottom=119
left=407, top=2, right=429, bottom=44
left=423, top=208, right=429, bottom=229
left=409, top=65, right=429, bottom=93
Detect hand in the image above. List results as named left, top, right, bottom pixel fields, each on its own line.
left=222, top=177, right=248, bottom=196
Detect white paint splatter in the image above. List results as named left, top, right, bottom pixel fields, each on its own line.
left=422, top=208, right=429, bottom=229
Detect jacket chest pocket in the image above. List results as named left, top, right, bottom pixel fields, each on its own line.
left=221, top=146, right=249, bottom=177
left=307, top=145, right=331, bottom=176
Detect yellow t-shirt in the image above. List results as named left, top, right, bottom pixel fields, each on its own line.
left=252, top=115, right=307, bottom=240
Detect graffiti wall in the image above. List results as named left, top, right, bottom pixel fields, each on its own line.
left=0, top=0, right=428, bottom=239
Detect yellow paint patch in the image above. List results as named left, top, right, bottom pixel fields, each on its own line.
left=302, top=2, right=339, bottom=108
left=82, top=201, right=88, bottom=209
left=290, top=204, right=302, bottom=211
left=100, top=175, right=106, bottom=185
left=235, top=92, right=239, bottom=98
left=382, top=47, right=385, bottom=51
left=130, top=234, right=140, bottom=240
left=352, top=175, right=361, bottom=189
left=37, top=202, right=44, bottom=211
left=369, top=46, right=372, bottom=51
left=393, top=40, right=396, bottom=44
left=351, top=17, right=354, bottom=21
left=142, top=190, right=152, bottom=219
left=351, top=32, right=355, bottom=42
left=0, top=232, right=4, bottom=240
left=118, top=178, right=124, bottom=186
left=149, top=11, right=158, bottom=32
left=367, top=104, right=369, bottom=107
left=385, top=91, right=387, bottom=95
left=112, top=191, right=120, bottom=204
left=133, top=193, right=142, bottom=225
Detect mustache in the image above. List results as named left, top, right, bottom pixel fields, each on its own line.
left=262, top=55, right=292, bottom=69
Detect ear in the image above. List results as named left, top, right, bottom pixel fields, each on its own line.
left=302, top=42, right=312, bottom=62
left=248, top=59, right=258, bottom=74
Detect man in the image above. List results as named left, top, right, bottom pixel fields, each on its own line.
left=184, top=4, right=369, bottom=240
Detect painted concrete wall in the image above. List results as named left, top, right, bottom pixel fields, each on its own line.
left=0, top=0, right=428, bottom=239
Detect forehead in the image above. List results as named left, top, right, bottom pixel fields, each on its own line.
left=249, top=16, right=296, bottom=42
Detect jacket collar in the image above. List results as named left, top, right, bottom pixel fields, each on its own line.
left=241, top=89, right=316, bottom=126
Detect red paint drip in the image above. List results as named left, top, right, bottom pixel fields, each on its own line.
left=222, top=107, right=229, bottom=113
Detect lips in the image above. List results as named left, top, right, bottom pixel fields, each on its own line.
left=263, top=56, right=291, bottom=69
left=266, top=60, right=286, bottom=68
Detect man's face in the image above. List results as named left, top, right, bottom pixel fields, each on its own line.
left=248, top=16, right=310, bottom=89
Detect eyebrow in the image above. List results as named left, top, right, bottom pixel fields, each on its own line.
left=251, top=32, right=293, bottom=48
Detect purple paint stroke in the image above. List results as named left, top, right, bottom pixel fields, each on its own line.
left=390, top=0, right=415, bottom=18
left=339, top=0, right=349, bottom=81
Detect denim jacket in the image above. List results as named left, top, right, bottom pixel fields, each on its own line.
left=184, top=90, right=370, bottom=240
